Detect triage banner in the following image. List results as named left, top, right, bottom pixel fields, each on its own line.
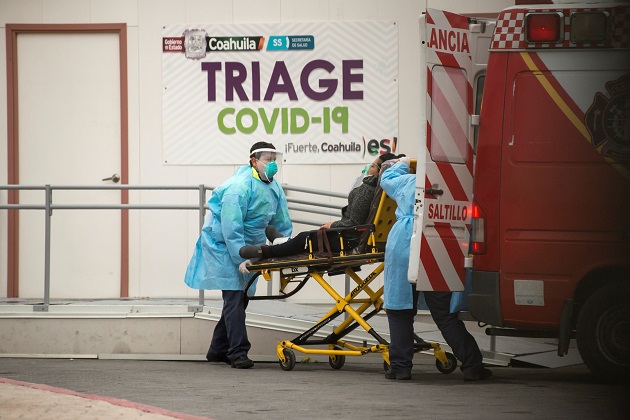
left=162, top=21, right=399, bottom=165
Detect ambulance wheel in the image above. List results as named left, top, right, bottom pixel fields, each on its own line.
left=576, top=282, right=630, bottom=383
left=436, top=352, right=457, bottom=374
left=329, top=353, right=346, bottom=370
left=279, top=349, right=296, bottom=371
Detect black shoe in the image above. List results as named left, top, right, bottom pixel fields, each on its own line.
left=239, top=246, right=263, bottom=259
left=206, top=353, right=230, bottom=364
left=265, top=225, right=285, bottom=243
left=385, top=371, right=412, bottom=380
left=231, top=356, right=254, bottom=369
left=463, top=367, right=493, bottom=382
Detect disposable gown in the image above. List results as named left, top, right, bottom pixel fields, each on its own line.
left=184, top=166, right=292, bottom=292
left=380, top=162, right=416, bottom=310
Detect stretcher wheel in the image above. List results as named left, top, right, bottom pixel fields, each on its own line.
left=383, top=361, right=391, bottom=373
left=329, top=354, right=346, bottom=370
left=279, top=349, right=296, bottom=371
left=436, top=352, right=457, bottom=374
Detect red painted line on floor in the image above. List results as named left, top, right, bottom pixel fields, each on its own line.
left=0, top=377, right=213, bottom=420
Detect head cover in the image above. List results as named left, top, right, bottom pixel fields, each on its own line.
left=250, top=141, right=280, bottom=159
left=250, top=147, right=279, bottom=156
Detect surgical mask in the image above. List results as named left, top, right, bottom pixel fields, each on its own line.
left=263, top=160, right=278, bottom=179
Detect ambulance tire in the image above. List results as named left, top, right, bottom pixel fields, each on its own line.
left=576, top=282, right=630, bottom=383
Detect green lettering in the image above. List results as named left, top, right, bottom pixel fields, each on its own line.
left=236, top=108, right=257, bottom=134
left=218, top=108, right=236, bottom=134
left=332, top=107, right=348, bottom=133
left=259, top=108, right=279, bottom=134
left=291, top=108, right=309, bottom=134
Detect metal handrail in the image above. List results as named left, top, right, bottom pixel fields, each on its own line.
left=0, top=183, right=348, bottom=310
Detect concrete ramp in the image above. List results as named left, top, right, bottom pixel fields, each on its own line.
left=0, top=299, right=581, bottom=368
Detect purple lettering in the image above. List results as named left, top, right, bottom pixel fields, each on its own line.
left=201, top=62, right=222, bottom=101
left=251, top=62, right=260, bottom=101
left=301, top=59, right=337, bottom=101
left=225, top=62, right=248, bottom=101
left=264, top=61, right=298, bottom=101
left=342, top=60, right=363, bottom=100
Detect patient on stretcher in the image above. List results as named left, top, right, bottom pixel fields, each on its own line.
left=239, top=153, right=403, bottom=262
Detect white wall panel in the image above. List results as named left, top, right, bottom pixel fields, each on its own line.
left=43, top=0, right=89, bottom=22
left=234, top=0, right=281, bottom=22
left=340, top=0, right=378, bottom=20
left=0, top=0, right=44, bottom=24
left=281, top=0, right=330, bottom=21
left=184, top=0, right=232, bottom=23
left=91, top=0, right=139, bottom=25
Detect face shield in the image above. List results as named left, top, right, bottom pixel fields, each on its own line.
left=348, top=163, right=372, bottom=192
left=251, top=148, right=283, bottom=183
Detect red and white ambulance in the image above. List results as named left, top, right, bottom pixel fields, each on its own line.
left=409, top=2, right=630, bottom=381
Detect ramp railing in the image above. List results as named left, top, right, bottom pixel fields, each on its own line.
left=0, top=184, right=348, bottom=310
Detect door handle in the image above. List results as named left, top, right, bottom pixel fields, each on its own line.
left=102, top=173, right=121, bottom=183
left=425, top=187, right=443, bottom=196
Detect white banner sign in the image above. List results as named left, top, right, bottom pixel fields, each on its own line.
left=162, top=21, right=399, bottom=165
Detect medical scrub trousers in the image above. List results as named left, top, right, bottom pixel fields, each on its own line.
left=207, top=290, right=251, bottom=362
left=386, top=307, right=417, bottom=375
left=387, top=286, right=484, bottom=376
left=424, top=291, right=484, bottom=375
left=264, top=230, right=360, bottom=258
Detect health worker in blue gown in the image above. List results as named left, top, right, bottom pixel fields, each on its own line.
left=380, top=158, right=491, bottom=382
left=184, top=141, right=292, bottom=369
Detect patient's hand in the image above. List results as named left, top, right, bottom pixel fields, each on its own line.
left=320, top=222, right=333, bottom=229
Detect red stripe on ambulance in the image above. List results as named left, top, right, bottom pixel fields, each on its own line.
left=433, top=223, right=466, bottom=285
left=420, top=235, right=450, bottom=291
left=436, top=163, right=469, bottom=201
left=524, top=52, right=585, bottom=122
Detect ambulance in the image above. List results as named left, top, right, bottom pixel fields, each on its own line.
left=409, top=2, right=629, bottom=381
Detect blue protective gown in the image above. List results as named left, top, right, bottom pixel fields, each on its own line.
left=380, top=162, right=416, bottom=310
left=184, top=166, right=292, bottom=291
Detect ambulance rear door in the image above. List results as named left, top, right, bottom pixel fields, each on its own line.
left=409, top=9, right=475, bottom=292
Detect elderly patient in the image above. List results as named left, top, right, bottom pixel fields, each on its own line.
left=238, top=153, right=403, bottom=269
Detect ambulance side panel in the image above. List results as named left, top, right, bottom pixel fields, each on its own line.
left=470, top=14, right=630, bottom=329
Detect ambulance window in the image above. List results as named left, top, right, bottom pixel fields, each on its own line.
left=429, top=65, right=468, bottom=164
left=473, top=75, right=485, bottom=153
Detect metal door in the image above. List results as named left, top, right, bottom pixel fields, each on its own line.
left=409, top=9, right=474, bottom=291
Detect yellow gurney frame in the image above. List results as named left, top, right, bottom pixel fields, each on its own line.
left=244, top=160, right=458, bottom=374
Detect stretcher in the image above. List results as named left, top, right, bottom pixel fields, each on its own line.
left=244, top=161, right=457, bottom=374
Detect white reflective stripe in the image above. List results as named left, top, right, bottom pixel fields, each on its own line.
left=430, top=69, right=469, bottom=163
left=424, top=146, right=473, bottom=202
left=415, top=260, right=434, bottom=291
left=427, top=230, right=466, bottom=291
left=429, top=8, right=469, bottom=32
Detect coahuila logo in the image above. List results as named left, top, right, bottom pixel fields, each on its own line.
left=208, top=36, right=265, bottom=52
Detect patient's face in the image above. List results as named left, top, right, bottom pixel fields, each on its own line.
left=368, top=158, right=381, bottom=176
